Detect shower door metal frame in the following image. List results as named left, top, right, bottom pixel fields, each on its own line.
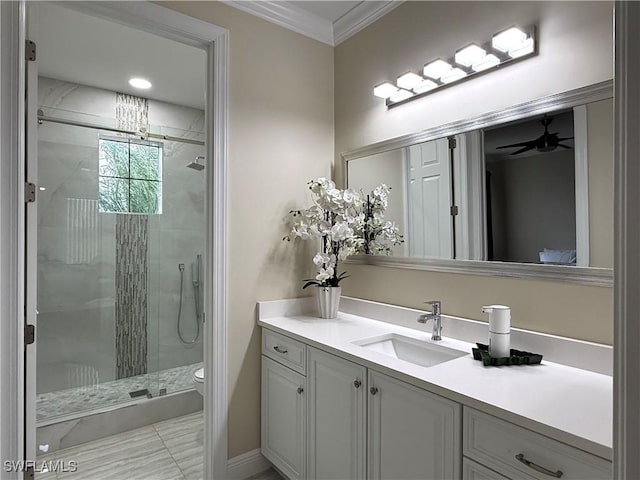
left=14, top=3, right=231, bottom=479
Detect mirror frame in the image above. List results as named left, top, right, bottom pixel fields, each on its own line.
left=342, top=80, right=613, bottom=287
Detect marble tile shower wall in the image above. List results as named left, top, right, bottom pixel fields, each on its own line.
left=37, top=77, right=204, bottom=395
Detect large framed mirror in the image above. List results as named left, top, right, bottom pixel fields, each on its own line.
left=343, top=81, right=613, bottom=286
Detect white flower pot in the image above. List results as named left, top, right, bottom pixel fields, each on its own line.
left=316, top=286, right=341, bottom=319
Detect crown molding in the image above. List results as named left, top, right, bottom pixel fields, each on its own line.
left=220, top=0, right=334, bottom=45
left=334, top=1, right=403, bottom=45
left=221, top=1, right=404, bottom=46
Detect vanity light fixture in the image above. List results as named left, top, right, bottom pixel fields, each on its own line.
left=397, top=72, right=424, bottom=90
left=373, top=82, right=400, bottom=99
left=454, top=44, right=487, bottom=67
left=373, top=25, right=536, bottom=107
left=492, top=27, right=527, bottom=53
left=441, top=67, right=467, bottom=84
left=472, top=54, right=501, bottom=72
left=423, top=59, right=453, bottom=80
left=397, top=72, right=438, bottom=95
left=390, top=89, right=414, bottom=103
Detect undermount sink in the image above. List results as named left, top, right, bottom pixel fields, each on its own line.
left=352, top=333, right=468, bottom=368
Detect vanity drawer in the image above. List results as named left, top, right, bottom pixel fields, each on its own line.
left=263, top=329, right=306, bottom=374
left=463, top=407, right=611, bottom=480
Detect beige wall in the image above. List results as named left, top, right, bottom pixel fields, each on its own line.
left=160, top=2, right=333, bottom=458
left=335, top=2, right=614, bottom=345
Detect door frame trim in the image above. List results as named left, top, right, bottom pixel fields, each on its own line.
left=4, top=2, right=230, bottom=478
left=0, top=2, right=27, bottom=476
left=614, top=2, right=640, bottom=478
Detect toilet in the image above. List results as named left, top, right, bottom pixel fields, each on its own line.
left=193, top=368, right=204, bottom=395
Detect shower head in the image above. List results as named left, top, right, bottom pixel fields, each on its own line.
left=186, top=155, right=205, bottom=171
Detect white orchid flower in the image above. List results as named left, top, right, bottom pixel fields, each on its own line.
left=313, top=252, right=331, bottom=266
left=331, top=222, right=354, bottom=241
left=315, top=266, right=334, bottom=283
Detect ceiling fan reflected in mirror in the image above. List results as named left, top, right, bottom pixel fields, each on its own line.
left=496, top=116, right=574, bottom=155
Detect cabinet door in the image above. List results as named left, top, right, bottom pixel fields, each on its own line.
left=368, top=371, right=461, bottom=480
left=307, top=347, right=367, bottom=479
left=463, top=457, right=511, bottom=480
left=262, top=356, right=306, bottom=480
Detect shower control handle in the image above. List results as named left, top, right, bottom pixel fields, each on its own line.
left=273, top=346, right=288, bottom=355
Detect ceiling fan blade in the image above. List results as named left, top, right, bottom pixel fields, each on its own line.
left=496, top=140, right=536, bottom=149
left=557, top=136, right=574, bottom=142
left=511, top=145, right=536, bottom=155
left=557, top=144, right=573, bottom=149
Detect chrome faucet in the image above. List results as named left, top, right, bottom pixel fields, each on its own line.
left=418, top=300, right=442, bottom=341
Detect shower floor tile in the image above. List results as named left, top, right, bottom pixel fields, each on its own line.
left=37, top=362, right=203, bottom=422
left=38, top=411, right=284, bottom=480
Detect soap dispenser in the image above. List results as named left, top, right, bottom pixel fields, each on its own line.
left=482, top=305, right=511, bottom=358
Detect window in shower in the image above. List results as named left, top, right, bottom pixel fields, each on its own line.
left=98, top=137, right=163, bottom=214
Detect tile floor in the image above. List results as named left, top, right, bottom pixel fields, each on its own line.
left=35, top=411, right=283, bottom=480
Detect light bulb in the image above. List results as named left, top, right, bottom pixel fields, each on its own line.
left=373, top=82, right=399, bottom=99
left=455, top=44, right=487, bottom=67
left=492, top=27, right=528, bottom=53
left=423, top=60, right=453, bottom=80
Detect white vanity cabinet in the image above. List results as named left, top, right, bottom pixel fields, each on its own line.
left=261, top=332, right=307, bottom=480
left=263, top=331, right=461, bottom=479
left=307, top=347, right=367, bottom=479
left=261, top=327, right=611, bottom=480
left=462, top=407, right=612, bottom=480
left=368, top=371, right=461, bottom=480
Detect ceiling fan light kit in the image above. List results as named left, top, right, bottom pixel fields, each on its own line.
left=373, top=25, right=536, bottom=107
left=496, top=116, right=575, bottom=155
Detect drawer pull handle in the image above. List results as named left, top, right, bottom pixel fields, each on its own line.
left=370, top=387, right=378, bottom=395
left=354, top=380, right=361, bottom=388
left=515, top=454, right=563, bottom=478
left=273, top=346, right=288, bottom=354
left=297, top=386, right=304, bottom=394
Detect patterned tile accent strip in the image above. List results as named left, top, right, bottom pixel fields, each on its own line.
left=115, top=93, right=149, bottom=133
left=115, top=213, right=149, bottom=379
left=36, top=362, right=203, bottom=422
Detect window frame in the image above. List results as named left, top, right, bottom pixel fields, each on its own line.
left=98, top=135, right=163, bottom=214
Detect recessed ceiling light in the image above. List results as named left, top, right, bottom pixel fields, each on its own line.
left=129, top=77, right=152, bottom=90
left=39, top=186, right=46, bottom=191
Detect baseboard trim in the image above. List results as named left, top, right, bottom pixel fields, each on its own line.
left=227, top=448, right=271, bottom=479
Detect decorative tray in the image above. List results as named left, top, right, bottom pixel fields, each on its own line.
left=472, top=343, right=543, bottom=367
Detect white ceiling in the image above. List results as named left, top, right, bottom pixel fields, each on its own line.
left=36, top=1, right=400, bottom=110
left=37, top=3, right=206, bottom=110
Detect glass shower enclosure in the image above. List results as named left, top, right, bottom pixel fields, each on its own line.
left=35, top=77, right=205, bottom=423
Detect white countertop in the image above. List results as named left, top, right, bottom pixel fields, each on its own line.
left=258, top=302, right=612, bottom=461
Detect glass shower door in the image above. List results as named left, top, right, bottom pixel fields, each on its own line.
left=36, top=106, right=160, bottom=422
